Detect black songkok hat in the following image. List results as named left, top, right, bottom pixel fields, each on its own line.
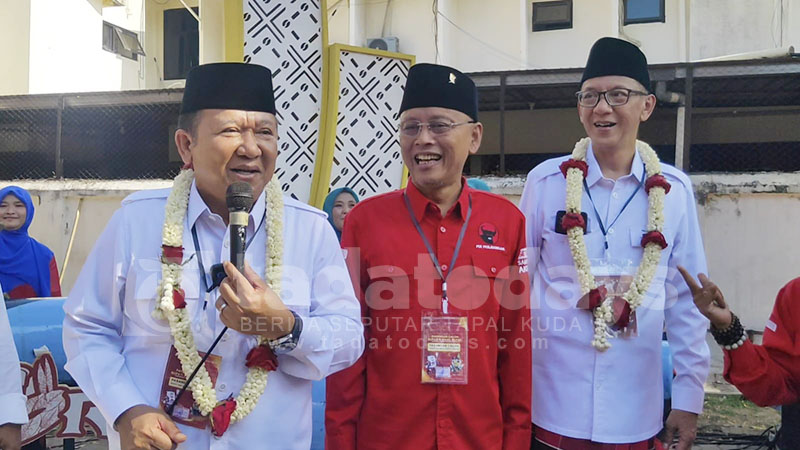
left=399, top=63, right=478, bottom=121
left=581, top=37, right=651, bottom=92
left=180, top=63, right=276, bottom=114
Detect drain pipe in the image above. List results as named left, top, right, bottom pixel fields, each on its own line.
left=655, top=81, right=684, bottom=105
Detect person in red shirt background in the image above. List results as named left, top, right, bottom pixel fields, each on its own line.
left=325, top=63, right=532, bottom=450
left=0, top=186, right=62, bottom=301
left=679, top=267, right=800, bottom=448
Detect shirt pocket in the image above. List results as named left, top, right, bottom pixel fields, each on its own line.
left=448, top=253, right=511, bottom=313
left=365, top=264, right=413, bottom=312
left=123, top=260, right=205, bottom=343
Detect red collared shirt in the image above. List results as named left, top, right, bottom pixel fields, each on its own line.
left=326, top=179, right=532, bottom=450
left=723, top=277, right=800, bottom=407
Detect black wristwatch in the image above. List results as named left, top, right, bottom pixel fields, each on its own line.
left=268, top=310, right=303, bottom=355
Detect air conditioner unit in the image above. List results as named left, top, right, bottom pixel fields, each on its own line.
left=366, top=37, right=399, bottom=53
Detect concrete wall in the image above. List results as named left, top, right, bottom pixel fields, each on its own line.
left=5, top=174, right=797, bottom=333
left=0, top=0, right=32, bottom=95
left=691, top=0, right=791, bottom=60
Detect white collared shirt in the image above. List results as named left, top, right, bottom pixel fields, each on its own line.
left=520, top=144, right=710, bottom=443
left=0, top=282, right=28, bottom=426
left=63, top=181, right=364, bottom=450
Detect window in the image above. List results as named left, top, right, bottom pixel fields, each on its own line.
left=624, top=0, right=665, bottom=25
left=532, top=0, right=572, bottom=32
left=163, top=8, right=199, bottom=80
left=102, top=21, right=145, bottom=61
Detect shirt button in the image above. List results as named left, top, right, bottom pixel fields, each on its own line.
left=491, top=267, right=497, bottom=273
left=223, top=240, right=229, bottom=248
left=218, top=383, right=227, bottom=391
left=612, top=191, right=619, bottom=199
left=440, top=226, right=446, bottom=233
left=608, top=228, right=615, bottom=235
left=441, top=264, right=448, bottom=271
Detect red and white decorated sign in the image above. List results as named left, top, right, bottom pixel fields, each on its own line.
left=19, top=352, right=107, bottom=445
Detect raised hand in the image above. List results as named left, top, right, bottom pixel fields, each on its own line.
left=677, top=266, right=732, bottom=330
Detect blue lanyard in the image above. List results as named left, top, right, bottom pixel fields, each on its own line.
left=583, top=162, right=645, bottom=250
left=403, top=192, right=472, bottom=314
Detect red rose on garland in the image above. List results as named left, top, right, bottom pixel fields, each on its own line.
left=211, top=397, right=237, bottom=437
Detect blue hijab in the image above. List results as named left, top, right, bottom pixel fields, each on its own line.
left=322, top=187, right=359, bottom=242
left=0, top=186, right=54, bottom=298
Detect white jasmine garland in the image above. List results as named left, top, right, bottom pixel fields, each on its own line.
left=153, top=169, right=284, bottom=425
left=564, top=138, right=668, bottom=351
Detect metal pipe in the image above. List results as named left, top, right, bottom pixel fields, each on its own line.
left=682, top=65, right=693, bottom=171
left=55, top=96, right=63, bottom=179
left=499, top=74, right=506, bottom=176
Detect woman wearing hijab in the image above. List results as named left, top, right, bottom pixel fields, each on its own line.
left=0, top=186, right=61, bottom=300
left=322, top=187, right=359, bottom=241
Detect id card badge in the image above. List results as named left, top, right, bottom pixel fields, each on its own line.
left=160, top=345, right=222, bottom=429
left=421, top=312, right=468, bottom=385
left=590, top=259, right=638, bottom=339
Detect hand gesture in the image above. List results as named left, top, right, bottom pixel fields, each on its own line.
left=116, top=405, right=187, bottom=450
left=216, top=261, right=294, bottom=339
left=677, top=266, right=732, bottom=330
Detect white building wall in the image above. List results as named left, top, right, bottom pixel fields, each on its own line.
left=690, top=0, right=788, bottom=60
left=0, top=0, right=32, bottom=95
left=445, top=0, right=526, bottom=71
left=527, top=0, right=618, bottom=69
left=27, top=0, right=143, bottom=94
left=623, top=0, right=686, bottom=63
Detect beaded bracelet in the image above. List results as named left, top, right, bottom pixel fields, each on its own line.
left=710, top=312, right=748, bottom=350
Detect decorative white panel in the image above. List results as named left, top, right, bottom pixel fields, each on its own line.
left=326, top=49, right=411, bottom=199
left=243, top=0, right=324, bottom=202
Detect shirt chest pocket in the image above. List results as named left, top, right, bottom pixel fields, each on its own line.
left=440, top=254, right=512, bottom=313
left=365, top=264, right=413, bottom=312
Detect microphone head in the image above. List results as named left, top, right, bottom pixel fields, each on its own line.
left=226, top=182, right=254, bottom=212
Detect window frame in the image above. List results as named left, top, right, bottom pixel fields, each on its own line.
left=623, top=0, right=666, bottom=25
left=102, top=21, right=145, bottom=61
left=532, top=0, right=573, bottom=32
left=163, top=7, right=200, bottom=81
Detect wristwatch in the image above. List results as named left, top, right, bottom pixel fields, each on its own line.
left=268, top=310, right=303, bottom=355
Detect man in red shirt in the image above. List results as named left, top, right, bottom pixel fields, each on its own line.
left=679, top=268, right=800, bottom=447
left=325, top=63, right=532, bottom=450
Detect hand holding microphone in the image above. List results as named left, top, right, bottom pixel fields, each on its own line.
left=216, top=183, right=294, bottom=339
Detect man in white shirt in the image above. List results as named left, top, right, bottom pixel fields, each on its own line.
left=63, top=63, right=364, bottom=450
left=520, top=38, right=710, bottom=449
left=0, top=283, right=28, bottom=450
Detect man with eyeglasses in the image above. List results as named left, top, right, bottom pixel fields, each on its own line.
left=326, top=63, right=532, bottom=450
left=520, top=38, right=710, bottom=449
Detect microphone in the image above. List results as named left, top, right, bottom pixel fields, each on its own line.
left=226, top=182, right=254, bottom=273
left=167, top=183, right=254, bottom=418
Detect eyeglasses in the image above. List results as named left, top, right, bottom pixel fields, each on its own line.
left=399, top=120, right=476, bottom=137
left=575, top=88, right=649, bottom=108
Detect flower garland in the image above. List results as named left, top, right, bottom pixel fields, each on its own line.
left=559, top=138, right=671, bottom=351
left=152, top=169, right=285, bottom=435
